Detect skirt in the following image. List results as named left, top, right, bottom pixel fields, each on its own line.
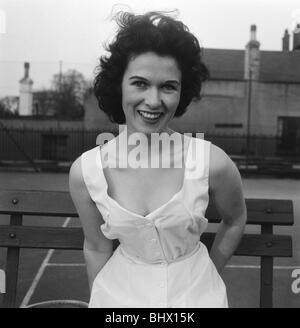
left=89, top=241, right=228, bottom=308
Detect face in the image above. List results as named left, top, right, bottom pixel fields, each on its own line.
left=121, top=52, right=182, bottom=135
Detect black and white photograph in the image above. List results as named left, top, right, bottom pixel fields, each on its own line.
left=0, top=0, right=299, bottom=310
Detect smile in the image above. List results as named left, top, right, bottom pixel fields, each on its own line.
left=137, top=110, right=163, bottom=120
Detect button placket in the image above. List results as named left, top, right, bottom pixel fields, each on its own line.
left=161, top=264, right=168, bottom=306
left=152, top=264, right=167, bottom=308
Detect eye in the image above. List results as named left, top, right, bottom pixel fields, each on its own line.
left=132, top=80, right=147, bottom=88
left=162, top=84, right=177, bottom=91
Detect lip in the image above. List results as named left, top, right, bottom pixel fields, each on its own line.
left=137, top=110, right=164, bottom=115
left=137, top=110, right=163, bottom=123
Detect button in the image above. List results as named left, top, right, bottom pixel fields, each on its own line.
left=146, top=222, right=153, bottom=227
left=150, top=238, right=157, bottom=243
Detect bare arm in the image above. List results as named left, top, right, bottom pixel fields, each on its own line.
left=69, top=156, right=113, bottom=291
left=208, top=144, right=247, bottom=273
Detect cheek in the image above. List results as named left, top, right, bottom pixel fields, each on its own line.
left=164, top=94, right=181, bottom=111
left=122, top=88, right=143, bottom=108
left=122, top=93, right=138, bottom=109
left=121, top=85, right=133, bottom=108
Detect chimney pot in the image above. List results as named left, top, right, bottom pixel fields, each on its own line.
left=24, top=62, right=30, bottom=78
left=250, top=25, right=257, bottom=41
left=282, top=29, right=290, bottom=51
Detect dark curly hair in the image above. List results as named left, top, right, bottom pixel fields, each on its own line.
left=94, top=11, right=209, bottom=124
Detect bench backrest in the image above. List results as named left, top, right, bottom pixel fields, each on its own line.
left=0, top=189, right=294, bottom=308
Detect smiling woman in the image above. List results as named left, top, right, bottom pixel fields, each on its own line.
left=69, top=11, right=247, bottom=308
left=94, top=11, right=209, bottom=125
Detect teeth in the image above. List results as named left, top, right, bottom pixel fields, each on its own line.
left=138, top=110, right=161, bottom=119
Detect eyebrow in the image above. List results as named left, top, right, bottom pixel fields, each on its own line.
left=129, top=75, right=180, bottom=85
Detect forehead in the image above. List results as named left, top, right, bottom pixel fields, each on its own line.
left=124, top=52, right=181, bottom=80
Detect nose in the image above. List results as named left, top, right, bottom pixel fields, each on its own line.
left=144, top=87, right=161, bottom=109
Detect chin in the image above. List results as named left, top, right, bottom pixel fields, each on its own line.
left=139, top=126, right=161, bottom=135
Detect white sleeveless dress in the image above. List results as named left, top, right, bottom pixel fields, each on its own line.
left=81, top=136, right=228, bottom=308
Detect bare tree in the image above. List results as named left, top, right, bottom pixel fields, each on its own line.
left=0, top=97, right=18, bottom=117
left=52, top=69, right=89, bottom=119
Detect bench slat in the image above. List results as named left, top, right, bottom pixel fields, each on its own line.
left=206, top=199, right=294, bottom=225
left=0, top=226, right=84, bottom=250
left=0, top=190, right=78, bottom=217
left=201, top=232, right=292, bottom=257
left=0, top=226, right=293, bottom=257
left=208, top=212, right=294, bottom=226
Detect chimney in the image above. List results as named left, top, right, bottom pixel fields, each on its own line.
left=293, top=23, right=300, bottom=51
left=244, top=25, right=260, bottom=80
left=19, top=62, right=34, bottom=116
left=24, top=62, right=30, bottom=78
left=282, top=29, right=290, bottom=51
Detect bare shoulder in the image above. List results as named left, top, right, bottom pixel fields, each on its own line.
left=209, top=143, right=233, bottom=175
left=209, top=143, right=242, bottom=194
left=69, top=156, right=92, bottom=203
left=208, top=143, right=246, bottom=224
left=69, top=155, right=111, bottom=250
left=69, top=156, right=81, bottom=180
left=69, top=156, right=83, bottom=189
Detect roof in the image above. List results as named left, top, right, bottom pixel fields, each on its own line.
left=203, top=48, right=245, bottom=81
left=202, top=48, right=300, bottom=83
left=260, top=50, right=300, bottom=83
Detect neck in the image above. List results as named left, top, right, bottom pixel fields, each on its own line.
left=115, top=126, right=185, bottom=169
left=118, top=125, right=175, bottom=150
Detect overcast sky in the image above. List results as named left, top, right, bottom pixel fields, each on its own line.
left=0, top=0, right=300, bottom=97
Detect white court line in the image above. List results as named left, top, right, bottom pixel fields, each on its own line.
left=20, top=217, right=72, bottom=308
left=46, top=263, right=85, bottom=267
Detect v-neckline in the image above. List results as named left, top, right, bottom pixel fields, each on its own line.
left=97, top=136, right=192, bottom=219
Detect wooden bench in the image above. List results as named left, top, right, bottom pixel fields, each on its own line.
left=0, top=189, right=294, bottom=308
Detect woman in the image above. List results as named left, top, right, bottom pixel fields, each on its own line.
left=69, top=11, right=247, bottom=308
